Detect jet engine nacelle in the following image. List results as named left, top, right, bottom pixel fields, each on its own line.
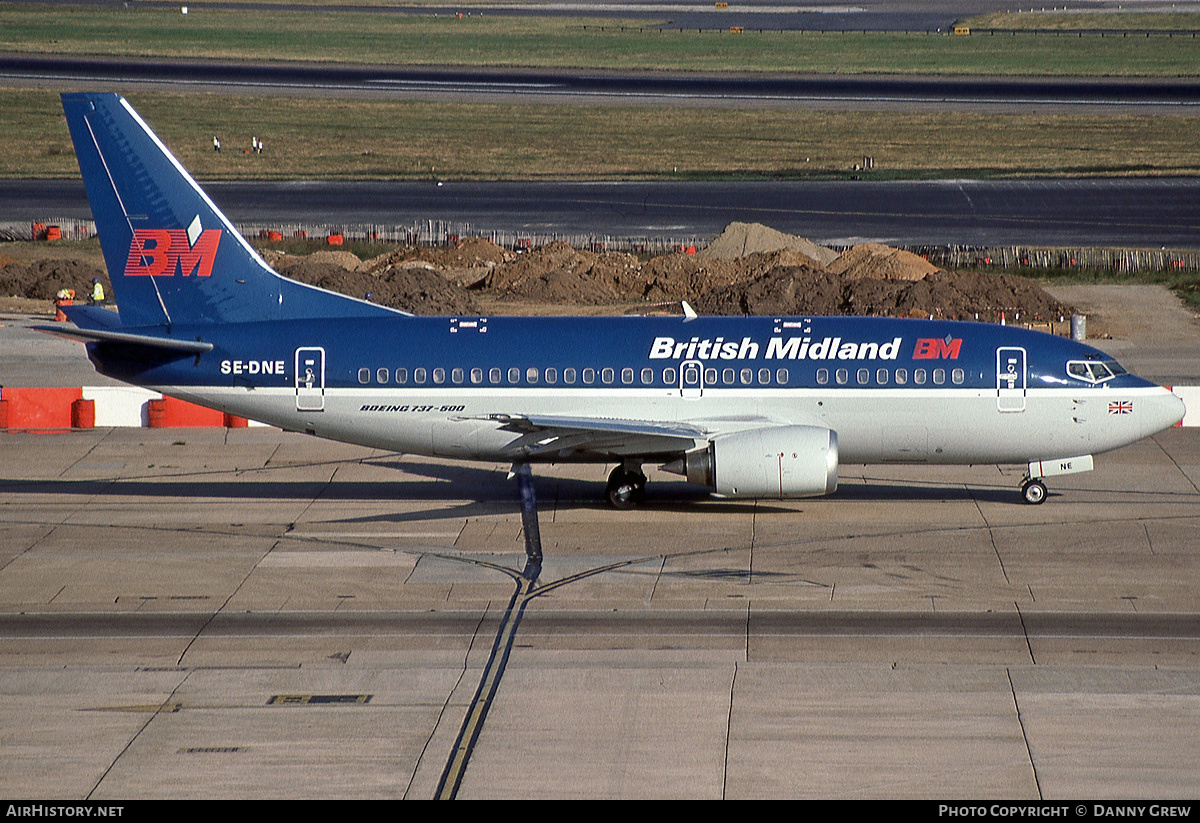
left=667, top=425, right=839, bottom=498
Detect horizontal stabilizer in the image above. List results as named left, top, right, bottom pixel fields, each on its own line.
left=59, top=304, right=123, bottom=331
left=34, top=325, right=214, bottom=354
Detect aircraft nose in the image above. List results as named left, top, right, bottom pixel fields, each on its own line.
left=1155, top=388, right=1187, bottom=431
left=1169, top=389, right=1187, bottom=426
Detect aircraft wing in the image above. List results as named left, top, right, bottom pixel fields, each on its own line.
left=483, top=413, right=709, bottom=459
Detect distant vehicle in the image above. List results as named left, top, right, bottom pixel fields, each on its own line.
left=44, top=93, right=1185, bottom=507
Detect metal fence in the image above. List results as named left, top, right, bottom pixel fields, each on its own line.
left=920, top=245, right=1200, bottom=273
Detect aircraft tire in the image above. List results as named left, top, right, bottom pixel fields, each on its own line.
left=606, top=466, right=647, bottom=509
left=1021, top=479, right=1048, bottom=505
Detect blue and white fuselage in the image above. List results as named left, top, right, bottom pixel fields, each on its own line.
left=45, top=93, right=1185, bottom=506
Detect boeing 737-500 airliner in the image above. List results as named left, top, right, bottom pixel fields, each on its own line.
left=42, top=93, right=1186, bottom=507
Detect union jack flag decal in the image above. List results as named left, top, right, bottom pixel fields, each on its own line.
left=1109, top=401, right=1133, bottom=415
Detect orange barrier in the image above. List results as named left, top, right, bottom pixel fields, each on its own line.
left=327, top=234, right=344, bottom=246
left=146, top=396, right=226, bottom=427
left=0, top=387, right=82, bottom=429
left=70, top=398, right=96, bottom=428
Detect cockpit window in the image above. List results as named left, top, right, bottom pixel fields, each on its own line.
left=1067, top=360, right=1125, bottom=384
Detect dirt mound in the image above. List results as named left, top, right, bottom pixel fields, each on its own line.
left=639, top=249, right=818, bottom=303
left=829, top=243, right=941, bottom=281
left=276, top=258, right=478, bottom=315
left=305, top=249, right=365, bottom=272
left=694, top=265, right=846, bottom=316
left=365, top=237, right=513, bottom=272
left=0, top=225, right=1072, bottom=323
left=482, top=241, right=644, bottom=304
left=693, top=264, right=1070, bottom=321
left=700, top=222, right=839, bottom=267
left=0, top=258, right=108, bottom=301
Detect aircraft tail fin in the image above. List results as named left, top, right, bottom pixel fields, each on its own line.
left=61, top=93, right=403, bottom=328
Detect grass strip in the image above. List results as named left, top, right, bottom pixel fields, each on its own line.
left=963, top=12, right=1200, bottom=31
left=5, top=87, right=1200, bottom=181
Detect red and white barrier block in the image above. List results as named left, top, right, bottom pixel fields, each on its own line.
left=0, top=386, right=266, bottom=429
left=1169, top=386, right=1200, bottom=427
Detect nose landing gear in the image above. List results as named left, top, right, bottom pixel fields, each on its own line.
left=1020, top=476, right=1047, bottom=505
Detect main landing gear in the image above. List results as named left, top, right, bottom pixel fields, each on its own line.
left=606, top=464, right=647, bottom=509
left=1020, top=476, right=1048, bottom=505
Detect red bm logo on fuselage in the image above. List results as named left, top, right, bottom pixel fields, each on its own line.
left=124, top=229, right=221, bottom=277
left=912, top=338, right=962, bottom=359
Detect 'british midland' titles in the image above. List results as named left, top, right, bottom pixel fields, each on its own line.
left=648, top=336, right=905, bottom=362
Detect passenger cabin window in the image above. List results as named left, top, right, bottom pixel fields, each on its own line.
left=621, top=368, right=634, bottom=385
left=414, top=368, right=427, bottom=383
left=433, top=368, right=446, bottom=384
left=358, top=367, right=370, bottom=384
left=508, top=367, right=520, bottom=383
left=564, top=368, right=577, bottom=384
left=452, top=367, right=464, bottom=384
left=816, top=368, right=829, bottom=385
left=662, top=368, right=676, bottom=384
left=545, top=367, right=557, bottom=384
left=377, top=367, right=389, bottom=384
left=471, top=368, right=483, bottom=384
left=395, top=368, right=408, bottom=384
left=602, top=368, right=614, bottom=384
left=933, top=368, right=945, bottom=385
left=641, top=368, right=654, bottom=384
left=583, top=368, right=595, bottom=384
left=489, top=367, right=502, bottom=384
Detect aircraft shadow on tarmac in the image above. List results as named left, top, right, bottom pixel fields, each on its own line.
left=0, top=453, right=1111, bottom=527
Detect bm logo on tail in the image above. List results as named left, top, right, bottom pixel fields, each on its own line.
left=124, top=216, right=221, bottom=278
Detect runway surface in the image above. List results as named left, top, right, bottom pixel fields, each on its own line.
left=2, top=296, right=1199, bottom=798
left=9, top=54, right=1200, bottom=111
left=9, top=178, right=1200, bottom=247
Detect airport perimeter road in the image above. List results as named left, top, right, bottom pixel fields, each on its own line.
left=1, top=426, right=1199, bottom=799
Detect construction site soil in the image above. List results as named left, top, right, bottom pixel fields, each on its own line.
left=1, top=223, right=1073, bottom=323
